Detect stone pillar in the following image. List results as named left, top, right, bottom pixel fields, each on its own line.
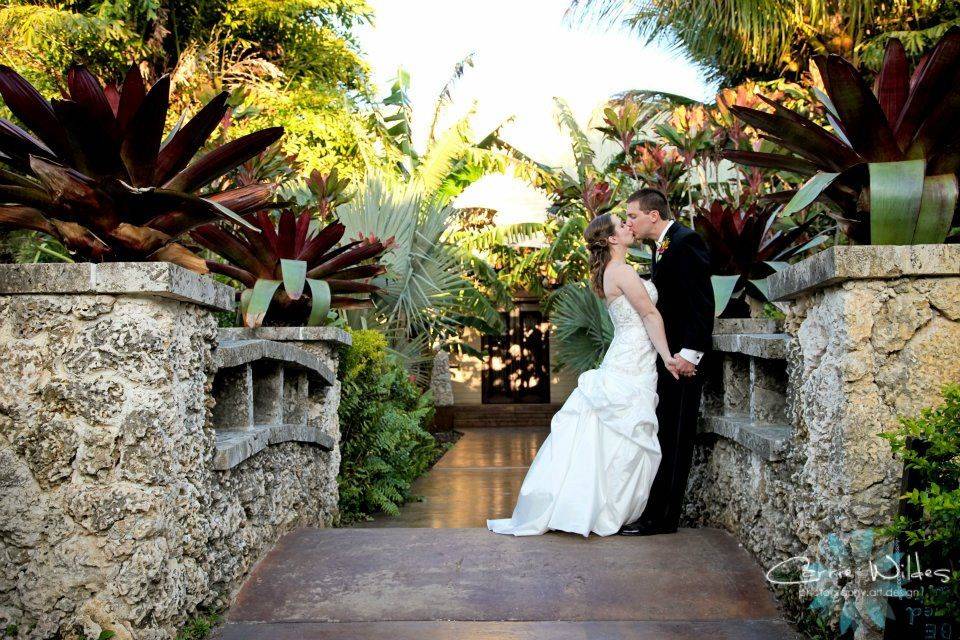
left=0, top=263, right=232, bottom=639
left=429, top=350, right=455, bottom=407
left=769, top=245, right=960, bottom=637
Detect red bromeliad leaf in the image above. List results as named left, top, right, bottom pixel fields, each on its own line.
left=154, top=92, right=229, bottom=184
left=277, top=210, right=297, bottom=259
left=116, top=65, right=146, bottom=134
left=816, top=55, right=901, bottom=161
left=256, top=210, right=281, bottom=254
left=329, top=264, right=387, bottom=280
left=120, top=75, right=170, bottom=186
left=721, top=150, right=817, bottom=176
left=293, top=209, right=312, bottom=256
left=298, top=219, right=346, bottom=263
left=51, top=98, right=120, bottom=176
left=894, top=26, right=960, bottom=150
left=207, top=184, right=276, bottom=216
left=163, top=127, right=284, bottom=192
left=109, top=221, right=173, bottom=255
left=49, top=219, right=111, bottom=258
left=0, top=65, right=69, bottom=157
left=0, top=204, right=55, bottom=234
left=325, top=279, right=381, bottom=293
left=103, top=84, right=120, bottom=115
left=205, top=260, right=257, bottom=288
left=306, top=239, right=386, bottom=279
left=151, top=242, right=208, bottom=273
left=66, top=65, right=118, bottom=144
left=728, top=103, right=857, bottom=172
left=28, top=156, right=108, bottom=220
left=191, top=224, right=265, bottom=276
left=330, top=296, right=375, bottom=310
left=873, top=38, right=909, bottom=125
left=0, top=119, right=54, bottom=164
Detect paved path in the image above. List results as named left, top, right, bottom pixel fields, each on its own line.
left=217, top=427, right=797, bottom=639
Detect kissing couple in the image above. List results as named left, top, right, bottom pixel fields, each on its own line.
left=488, top=188, right=715, bottom=538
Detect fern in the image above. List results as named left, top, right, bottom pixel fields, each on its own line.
left=336, top=329, right=448, bottom=524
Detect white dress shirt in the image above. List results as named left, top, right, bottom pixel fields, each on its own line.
left=655, top=221, right=704, bottom=366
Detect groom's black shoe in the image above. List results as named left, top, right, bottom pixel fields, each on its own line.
left=617, top=520, right=661, bottom=536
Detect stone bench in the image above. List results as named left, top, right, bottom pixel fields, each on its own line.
left=699, top=319, right=792, bottom=461
left=210, top=338, right=338, bottom=470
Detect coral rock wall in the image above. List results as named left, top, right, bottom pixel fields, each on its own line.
left=684, top=262, right=960, bottom=639
left=0, top=292, right=340, bottom=640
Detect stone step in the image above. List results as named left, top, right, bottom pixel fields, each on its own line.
left=217, top=620, right=798, bottom=639
left=434, top=404, right=562, bottom=430
left=699, top=414, right=791, bottom=461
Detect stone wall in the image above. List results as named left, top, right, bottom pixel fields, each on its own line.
left=0, top=264, right=346, bottom=640
left=683, top=245, right=960, bottom=638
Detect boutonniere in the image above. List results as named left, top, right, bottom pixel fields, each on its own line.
left=657, top=238, right=671, bottom=255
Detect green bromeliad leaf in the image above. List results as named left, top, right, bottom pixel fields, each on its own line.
left=869, top=159, right=925, bottom=245
left=306, top=278, right=331, bottom=326
left=280, top=258, right=307, bottom=300
left=782, top=171, right=840, bottom=216
left=244, top=279, right=282, bottom=328
left=711, top=274, right=742, bottom=316
left=914, top=174, right=958, bottom=245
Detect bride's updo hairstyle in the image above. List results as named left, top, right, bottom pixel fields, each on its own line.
left=584, top=213, right=617, bottom=298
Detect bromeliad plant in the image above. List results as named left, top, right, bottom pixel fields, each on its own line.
left=192, top=207, right=394, bottom=328
left=723, top=28, right=960, bottom=245
left=694, top=200, right=827, bottom=316
left=0, top=64, right=284, bottom=271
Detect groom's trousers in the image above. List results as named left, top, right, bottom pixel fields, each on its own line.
left=640, top=360, right=705, bottom=532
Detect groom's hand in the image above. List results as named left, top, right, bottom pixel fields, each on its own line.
left=672, top=354, right=697, bottom=377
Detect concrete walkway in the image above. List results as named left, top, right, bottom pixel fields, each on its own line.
left=216, top=427, right=798, bottom=639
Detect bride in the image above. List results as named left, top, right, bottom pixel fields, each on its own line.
left=487, top=212, right=678, bottom=537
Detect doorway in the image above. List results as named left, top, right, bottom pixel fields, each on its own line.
left=481, top=307, right=550, bottom=404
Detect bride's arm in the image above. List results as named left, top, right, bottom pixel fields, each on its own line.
left=610, top=264, right=679, bottom=379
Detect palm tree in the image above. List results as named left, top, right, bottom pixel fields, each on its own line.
left=336, top=171, right=504, bottom=361
left=566, top=0, right=960, bottom=84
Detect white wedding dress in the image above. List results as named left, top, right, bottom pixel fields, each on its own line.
left=487, top=279, right=662, bottom=537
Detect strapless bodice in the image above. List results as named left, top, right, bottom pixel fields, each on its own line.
left=605, top=279, right=658, bottom=329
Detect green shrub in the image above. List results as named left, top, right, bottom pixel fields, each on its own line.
left=336, top=329, right=445, bottom=524
left=881, top=383, right=960, bottom=619
left=176, top=613, right=221, bottom=640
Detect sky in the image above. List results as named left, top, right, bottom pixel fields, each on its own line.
left=356, top=0, right=715, bottom=169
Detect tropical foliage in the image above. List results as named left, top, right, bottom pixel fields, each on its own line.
left=880, top=384, right=960, bottom=621
left=724, top=29, right=960, bottom=245
left=193, top=206, right=393, bottom=328
left=0, top=63, right=282, bottom=271
left=336, top=329, right=446, bottom=524
left=0, top=0, right=385, bottom=182
left=694, top=200, right=826, bottom=316
left=338, top=172, right=503, bottom=352
left=549, top=282, right=614, bottom=374
left=568, top=0, right=960, bottom=84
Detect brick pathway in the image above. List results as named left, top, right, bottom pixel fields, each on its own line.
left=216, top=427, right=798, bottom=639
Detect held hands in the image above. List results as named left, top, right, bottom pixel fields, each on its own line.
left=662, top=355, right=681, bottom=380
left=672, top=354, right=697, bottom=378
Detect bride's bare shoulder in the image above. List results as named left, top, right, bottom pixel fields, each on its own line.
left=606, top=261, right=641, bottom=282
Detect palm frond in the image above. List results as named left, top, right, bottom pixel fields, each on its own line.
left=549, top=281, right=613, bottom=374
left=554, top=97, right=596, bottom=183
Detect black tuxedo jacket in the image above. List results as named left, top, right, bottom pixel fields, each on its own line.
left=650, top=222, right=714, bottom=355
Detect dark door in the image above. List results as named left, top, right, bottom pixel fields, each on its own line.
left=481, top=309, right=550, bottom=404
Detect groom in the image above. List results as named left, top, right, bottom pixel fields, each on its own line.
left=620, top=188, right=714, bottom=536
